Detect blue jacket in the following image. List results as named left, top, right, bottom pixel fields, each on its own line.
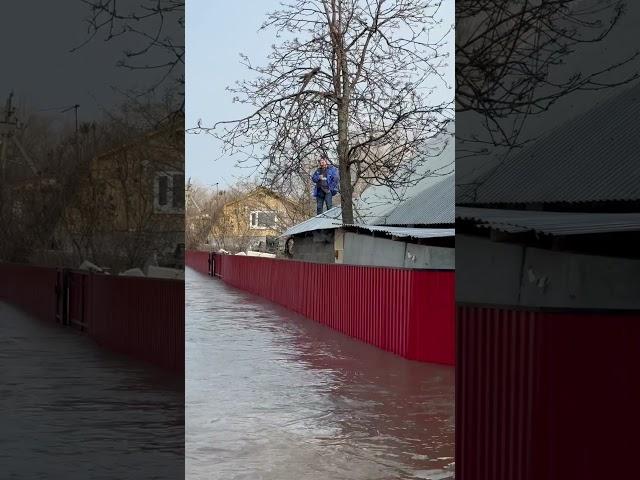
left=311, top=165, right=340, bottom=197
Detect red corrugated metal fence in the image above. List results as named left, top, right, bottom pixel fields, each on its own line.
left=185, top=250, right=211, bottom=275
left=67, top=271, right=91, bottom=331
left=212, top=252, right=221, bottom=277
left=0, top=263, right=60, bottom=322
left=456, top=305, right=640, bottom=480
left=207, top=253, right=454, bottom=365
left=0, top=262, right=184, bottom=373
left=88, top=273, right=184, bottom=372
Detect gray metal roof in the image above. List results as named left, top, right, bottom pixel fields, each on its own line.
left=457, top=207, right=640, bottom=236
left=281, top=206, right=455, bottom=239
left=374, top=174, right=454, bottom=225
left=467, top=81, right=640, bottom=205
left=282, top=175, right=455, bottom=237
left=280, top=207, right=343, bottom=237
left=344, top=224, right=454, bottom=239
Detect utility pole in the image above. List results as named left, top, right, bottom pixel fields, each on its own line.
left=61, top=104, right=80, bottom=163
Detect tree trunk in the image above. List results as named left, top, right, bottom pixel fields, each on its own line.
left=334, top=2, right=354, bottom=225
left=337, top=100, right=353, bottom=224
left=337, top=22, right=353, bottom=225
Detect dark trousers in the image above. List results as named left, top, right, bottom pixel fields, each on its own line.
left=316, top=190, right=333, bottom=215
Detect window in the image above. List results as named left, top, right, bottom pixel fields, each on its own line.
left=250, top=210, right=277, bottom=229
left=155, top=172, right=184, bottom=213
left=172, top=174, right=185, bottom=208
left=158, top=176, right=169, bottom=206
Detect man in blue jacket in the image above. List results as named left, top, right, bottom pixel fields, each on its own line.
left=311, top=157, right=339, bottom=215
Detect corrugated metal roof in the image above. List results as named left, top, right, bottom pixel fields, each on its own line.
left=282, top=175, right=455, bottom=237
left=281, top=205, right=455, bottom=239
left=280, top=207, right=343, bottom=237
left=374, top=174, right=454, bottom=225
left=468, top=80, right=640, bottom=205
left=344, top=224, right=455, bottom=238
left=457, top=207, right=640, bottom=235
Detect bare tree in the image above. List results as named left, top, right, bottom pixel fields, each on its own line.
left=190, top=0, right=453, bottom=224
left=75, top=0, right=185, bottom=116
left=185, top=181, right=226, bottom=250
left=208, top=183, right=255, bottom=254
left=0, top=89, right=184, bottom=269
left=53, top=103, right=184, bottom=271
left=456, top=0, right=639, bottom=154
left=0, top=98, right=87, bottom=264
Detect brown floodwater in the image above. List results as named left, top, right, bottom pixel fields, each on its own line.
left=186, top=267, right=454, bottom=480
left=0, top=302, right=184, bottom=479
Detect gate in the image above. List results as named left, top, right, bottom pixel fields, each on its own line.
left=1, top=262, right=184, bottom=373
left=67, top=271, right=90, bottom=331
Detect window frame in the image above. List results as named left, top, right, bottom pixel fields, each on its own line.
left=154, top=171, right=184, bottom=214
left=249, top=210, right=278, bottom=230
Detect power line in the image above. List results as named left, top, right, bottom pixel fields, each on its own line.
left=36, top=105, right=78, bottom=113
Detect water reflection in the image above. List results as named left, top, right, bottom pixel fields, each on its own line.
left=186, top=268, right=454, bottom=480
left=0, top=302, right=184, bottom=479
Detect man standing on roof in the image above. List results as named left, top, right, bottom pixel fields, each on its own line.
left=311, top=156, right=339, bottom=215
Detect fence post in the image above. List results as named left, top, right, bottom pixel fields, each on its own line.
left=62, top=269, right=70, bottom=326
left=55, top=269, right=64, bottom=324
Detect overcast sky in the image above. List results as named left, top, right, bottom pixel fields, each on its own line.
left=186, top=0, right=455, bottom=190
left=1, top=2, right=177, bottom=131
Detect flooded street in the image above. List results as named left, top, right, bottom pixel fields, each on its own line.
left=0, top=302, right=184, bottom=479
left=186, top=268, right=455, bottom=480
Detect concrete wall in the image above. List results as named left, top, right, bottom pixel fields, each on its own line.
left=343, top=232, right=454, bottom=269
left=343, top=232, right=406, bottom=267
left=290, top=229, right=455, bottom=269
left=457, top=234, right=640, bottom=309
left=404, top=242, right=455, bottom=270
left=456, top=234, right=525, bottom=305
left=290, top=230, right=336, bottom=263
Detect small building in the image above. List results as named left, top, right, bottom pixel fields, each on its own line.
left=211, top=187, right=307, bottom=253
left=281, top=175, right=455, bottom=269
left=50, top=122, right=185, bottom=271
left=456, top=80, right=640, bottom=309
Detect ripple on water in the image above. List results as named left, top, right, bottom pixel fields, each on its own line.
left=0, top=302, right=183, bottom=479
left=186, top=267, right=454, bottom=480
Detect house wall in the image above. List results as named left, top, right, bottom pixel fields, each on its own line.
left=55, top=126, right=185, bottom=271
left=92, top=127, right=184, bottom=236
left=213, top=190, right=303, bottom=253
left=457, top=234, right=640, bottom=309
left=220, top=192, right=283, bottom=239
